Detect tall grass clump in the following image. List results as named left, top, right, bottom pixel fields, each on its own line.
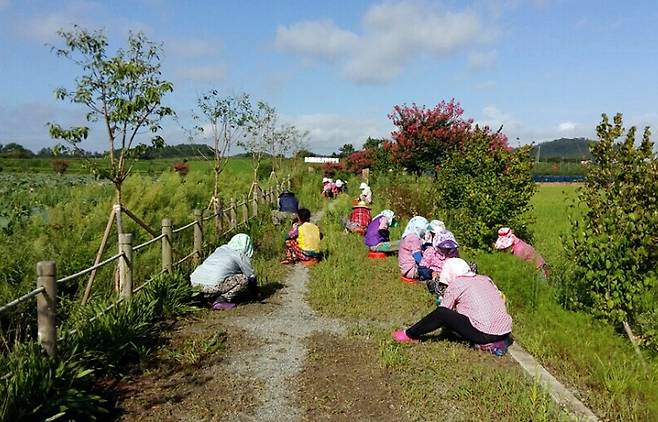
left=0, top=342, right=108, bottom=421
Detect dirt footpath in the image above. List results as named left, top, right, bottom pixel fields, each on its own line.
left=117, top=265, right=404, bottom=421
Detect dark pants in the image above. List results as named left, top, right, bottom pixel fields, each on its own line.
left=406, top=307, right=509, bottom=344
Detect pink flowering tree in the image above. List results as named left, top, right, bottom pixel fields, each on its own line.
left=388, top=99, right=472, bottom=175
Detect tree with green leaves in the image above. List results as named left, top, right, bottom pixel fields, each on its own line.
left=567, top=113, right=658, bottom=351
left=338, top=143, right=355, bottom=158
left=47, top=26, right=175, bottom=303
left=239, top=100, right=277, bottom=191
left=49, top=26, right=174, bottom=202
left=436, top=127, right=535, bottom=250
left=268, top=124, right=308, bottom=180
left=189, top=90, right=252, bottom=210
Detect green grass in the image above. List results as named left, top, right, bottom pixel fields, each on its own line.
left=306, top=181, right=658, bottom=420
left=306, top=190, right=567, bottom=421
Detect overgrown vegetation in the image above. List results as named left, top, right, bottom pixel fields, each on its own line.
left=0, top=272, right=194, bottom=421
left=437, top=127, right=536, bottom=249
left=565, top=113, right=658, bottom=351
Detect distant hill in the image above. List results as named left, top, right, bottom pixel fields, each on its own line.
left=528, top=138, right=595, bottom=161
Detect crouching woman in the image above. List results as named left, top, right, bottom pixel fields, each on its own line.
left=392, top=258, right=512, bottom=355
left=190, top=233, right=258, bottom=310
left=282, top=208, right=322, bottom=264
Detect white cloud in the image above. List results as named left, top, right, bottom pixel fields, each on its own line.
left=282, top=113, right=391, bottom=154
left=479, top=105, right=522, bottom=132
left=558, top=121, right=577, bottom=132
left=175, top=64, right=226, bottom=83
left=274, top=20, right=358, bottom=62
left=468, top=50, right=497, bottom=69
left=275, top=1, right=497, bottom=84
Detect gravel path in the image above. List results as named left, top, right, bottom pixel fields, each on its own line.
left=221, top=209, right=345, bottom=421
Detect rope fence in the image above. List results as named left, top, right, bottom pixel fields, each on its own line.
left=56, top=252, right=124, bottom=285
left=0, top=177, right=292, bottom=359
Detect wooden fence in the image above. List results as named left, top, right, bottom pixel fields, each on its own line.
left=0, top=178, right=291, bottom=358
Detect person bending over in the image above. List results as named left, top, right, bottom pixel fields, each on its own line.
left=190, top=233, right=258, bottom=310
left=418, top=228, right=459, bottom=280
left=345, top=201, right=372, bottom=235
left=495, top=227, right=548, bottom=277
left=364, top=209, right=398, bottom=252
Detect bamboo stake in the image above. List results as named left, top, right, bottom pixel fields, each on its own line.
left=81, top=207, right=116, bottom=305
left=121, top=206, right=159, bottom=237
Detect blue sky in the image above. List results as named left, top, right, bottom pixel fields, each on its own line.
left=1, top=0, right=657, bottom=154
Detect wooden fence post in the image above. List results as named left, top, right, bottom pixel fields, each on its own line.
left=214, top=198, right=223, bottom=236
left=36, top=261, right=57, bottom=358
left=251, top=189, right=259, bottom=218
left=194, top=209, right=203, bottom=263
left=270, top=187, right=275, bottom=205
left=242, top=195, right=249, bottom=225
left=119, top=233, right=133, bottom=300
left=161, top=218, right=173, bottom=272
left=229, top=198, right=237, bottom=230
left=287, top=177, right=291, bottom=191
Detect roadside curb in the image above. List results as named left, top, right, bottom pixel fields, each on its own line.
left=509, top=343, right=599, bottom=421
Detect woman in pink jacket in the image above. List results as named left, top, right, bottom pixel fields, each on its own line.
left=392, top=258, right=512, bottom=355
left=495, top=227, right=548, bottom=276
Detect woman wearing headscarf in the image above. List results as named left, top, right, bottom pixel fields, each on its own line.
left=364, top=209, right=398, bottom=251
left=423, top=219, right=446, bottom=246
left=190, top=233, right=258, bottom=310
left=418, top=227, right=459, bottom=280
left=358, top=182, right=372, bottom=204
left=398, top=216, right=429, bottom=278
left=345, top=200, right=372, bottom=234
left=322, top=177, right=335, bottom=198
left=392, top=258, right=512, bottom=356
left=495, top=227, right=547, bottom=275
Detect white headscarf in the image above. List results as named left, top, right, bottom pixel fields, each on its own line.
left=428, top=220, right=446, bottom=233
left=439, top=258, right=475, bottom=285
left=359, top=182, right=369, bottom=190
left=335, top=179, right=344, bottom=187
left=226, top=233, right=254, bottom=258
left=322, top=177, right=330, bottom=184
left=402, top=216, right=429, bottom=239
left=495, top=227, right=517, bottom=250
left=373, top=209, right=395, bottom=225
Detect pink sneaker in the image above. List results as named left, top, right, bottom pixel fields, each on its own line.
left=391, top=330, right=417, bottom=344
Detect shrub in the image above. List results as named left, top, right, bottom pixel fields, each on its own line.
left=50, top=159, right=69, bottom=175
left=345, top=150, right=371, bottom=174
left=566, top=113, right=658, bottom=330
left=173, top=160, right=189, bottom=176
left=321, top=162, right=345, bottom=178
left=435, top=127, right=536, bottom=249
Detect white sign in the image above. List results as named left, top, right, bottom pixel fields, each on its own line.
left=304, top=157, right=340, bottom=164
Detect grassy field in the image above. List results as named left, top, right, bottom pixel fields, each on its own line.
left=306, top=182, right=658, bottom=421
left=306, top=185, right=566, bottom=421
